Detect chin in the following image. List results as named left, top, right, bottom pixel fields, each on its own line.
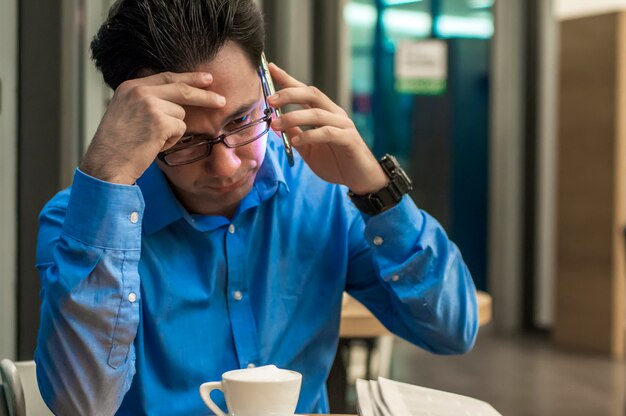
left=201, top=176, right=254, bottom=202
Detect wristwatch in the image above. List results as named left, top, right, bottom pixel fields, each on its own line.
left=348, top=154, right=413, bottom=215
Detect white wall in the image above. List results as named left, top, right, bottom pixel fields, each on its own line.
left=555, top=0, right=626, bottom=20
left=0, top=0, right=18, bottom=360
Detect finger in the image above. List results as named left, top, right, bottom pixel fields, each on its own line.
left=268, top=63, right=307, bottom=89
left=156, top=99, right=186, bottom=120
left=268, top=86, right=345, bottom=115
left=272, top=108, right=351, bottom=132
left=161, top=117, right=188, bottom=151
left=146, top=82, right=226, bottom=108
left=125, top=71, right=215, bottom=88
left=290, top=125, right=354, bottom=147
left=272, top=125, right=302, bottom=141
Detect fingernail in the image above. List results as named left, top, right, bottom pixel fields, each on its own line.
left=268, top=93, right=278, bottom=102
left=272, top=119, right=282, bottom=129
left=217, top=96, right=226, bottom=105
left=203, top=73, right=212, bottom=82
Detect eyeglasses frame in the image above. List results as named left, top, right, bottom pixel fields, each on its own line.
left=157, top=67, right=275, bottom=167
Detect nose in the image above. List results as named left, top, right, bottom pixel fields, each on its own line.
left=203, top=142, right=241, bottom=178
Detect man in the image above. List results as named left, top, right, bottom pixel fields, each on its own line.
left=35, top=0, right=478, bottom=414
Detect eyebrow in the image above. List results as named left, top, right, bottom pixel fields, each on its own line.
left=225, top=99, right=259, bottom=121
left=185, top=99, right=260, bottom=137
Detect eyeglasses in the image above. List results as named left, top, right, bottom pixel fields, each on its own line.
left=157, top=69, right=274, bottom=166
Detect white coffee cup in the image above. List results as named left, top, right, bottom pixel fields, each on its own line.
left=199, top=365, right=302, bottom=416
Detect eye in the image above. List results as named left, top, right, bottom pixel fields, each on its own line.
left=180, top=136, right=194, bottom=144
left=227, top=114, right=251, bottom=129
left=173, top=135, right=204, bottom=148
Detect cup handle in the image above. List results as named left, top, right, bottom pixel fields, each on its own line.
left=199, top=381, right=227, bottom=416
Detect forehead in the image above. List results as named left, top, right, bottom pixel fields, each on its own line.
left=195, top=42, right=259, bottom=98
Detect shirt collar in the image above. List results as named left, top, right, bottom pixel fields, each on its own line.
left=253, top=131, right=290, bottom=199
left=137, top=163, right=187, bottom=235
left=137, top=132, right=289, bottom=235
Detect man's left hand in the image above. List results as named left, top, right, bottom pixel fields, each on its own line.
left=268, top=63, right=387, bottom=195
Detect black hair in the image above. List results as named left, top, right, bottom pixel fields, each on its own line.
left=91, top=0, right=265, bottom=90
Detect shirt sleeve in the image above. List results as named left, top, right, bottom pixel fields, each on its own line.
left=35, top=168, right=145, bottom=415
left=345, top=194, right=479, bottom=354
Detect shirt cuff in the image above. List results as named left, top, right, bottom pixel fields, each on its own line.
left=363, top=195, right=425, bottom=264
left=63, top=168, right=145, bottom=250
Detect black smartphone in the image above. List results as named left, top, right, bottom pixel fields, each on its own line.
left=260, top=53, right=294, bottom=167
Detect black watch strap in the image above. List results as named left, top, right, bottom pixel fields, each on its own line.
left=348, top=154, right=413, bottom=215
left=349, top=186, right=402, bottom=215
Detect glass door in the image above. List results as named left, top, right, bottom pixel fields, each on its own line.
left=344, top=0, right=494, bottom=290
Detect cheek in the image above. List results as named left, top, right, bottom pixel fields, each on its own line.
left=241, top=136, right=267, bottom=166
left=158, top=162, right=199, bottom=189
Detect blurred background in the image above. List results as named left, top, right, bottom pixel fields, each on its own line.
left=1, top=0, right=626, bottom=415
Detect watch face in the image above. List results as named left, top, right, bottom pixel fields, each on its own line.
left=381, top=154, right=398, bottom=173
left=397, top=168, right=413, bottom=191
left=382, top=154, right=413, bottom=193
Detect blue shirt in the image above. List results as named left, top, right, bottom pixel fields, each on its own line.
left=35, top=132, right=478, bottom=415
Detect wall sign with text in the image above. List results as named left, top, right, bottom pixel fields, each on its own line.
left=395, top=39, right=448, bottom=95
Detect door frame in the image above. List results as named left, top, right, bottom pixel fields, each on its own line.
left=0, top=0, right=18, bottom=360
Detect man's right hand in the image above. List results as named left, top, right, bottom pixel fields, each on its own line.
left=80, top=71, right=226, bottom=185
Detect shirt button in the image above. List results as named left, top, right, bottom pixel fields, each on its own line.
left=233, top=290, right=243, bottom=301
left=247, top=363, right=256, bottom=368
left=391, top=275, right=400, bottom=282
left=373, top=236, right=384, bottom=246
left=128, top=292, right=137, bottom=303
left=129, top=211, right=139, bottom=224
left=228, top=224, right=236, bottom=234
